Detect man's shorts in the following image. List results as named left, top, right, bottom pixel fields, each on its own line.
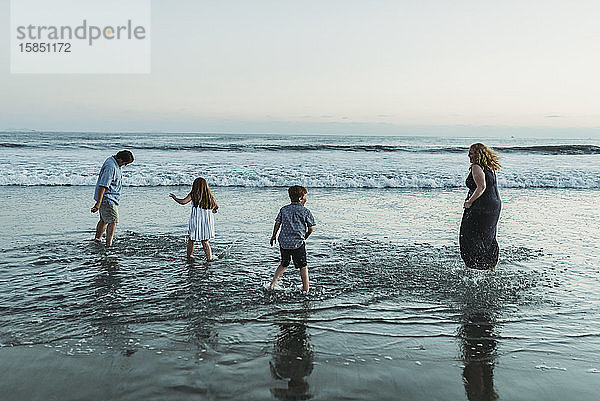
left=99, top=202, right=119, bottom=224
left=280, top=243, right=307, bottom=269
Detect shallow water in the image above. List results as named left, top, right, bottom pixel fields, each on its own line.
left=1, top=185, right=599, bottom=400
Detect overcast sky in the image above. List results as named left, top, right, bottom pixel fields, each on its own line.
left=1, top=0, right=600, bottom=136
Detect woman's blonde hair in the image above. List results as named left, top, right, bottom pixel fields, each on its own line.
left=190, top=177, right=219, bottom=210
left=470, top=143, right=501, bottom=171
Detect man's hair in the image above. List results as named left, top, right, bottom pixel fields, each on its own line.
left=115, top=150, right=134, bottom=163
left=288, top=185, right=307, bottom=202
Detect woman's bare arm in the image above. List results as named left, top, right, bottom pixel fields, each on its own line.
left=464, top=165, right=486, bottom=208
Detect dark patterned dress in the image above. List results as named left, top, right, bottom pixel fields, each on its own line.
left=459, top=166, right=501, bottom=269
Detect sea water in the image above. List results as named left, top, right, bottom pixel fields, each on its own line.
left=0, top=132, right=599, bottom=400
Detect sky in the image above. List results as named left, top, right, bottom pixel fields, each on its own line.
left=1, top=0, right=600, bottom=136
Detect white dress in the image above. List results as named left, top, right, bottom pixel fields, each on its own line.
left=188, top=206, right=215, bottom=241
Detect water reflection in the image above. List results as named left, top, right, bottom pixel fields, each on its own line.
left=269, top=303, right=314, bottom=401
left=459, top=311, right=499, bottom=401
left=90, top=251, right=134, bottom=355
left=185, top=262, right=217, bottom=351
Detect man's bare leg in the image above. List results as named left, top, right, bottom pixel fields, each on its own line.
left=300, top=266, right=309, bottom=292
left=269, top=264, right=287, bottom=290
left=95, top=220, right=107, bottom=241
left=105, top=223, right=117, bottom=247
left=187, top=239, right=195, bottom=258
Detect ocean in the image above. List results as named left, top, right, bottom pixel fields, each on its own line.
left=1, top=131, right=599, bottom=400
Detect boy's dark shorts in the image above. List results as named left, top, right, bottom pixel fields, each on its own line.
left=280, top=243, right=307, bottom=269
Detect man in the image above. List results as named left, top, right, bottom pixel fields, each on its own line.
left=91, top=150, right=134, bottom=247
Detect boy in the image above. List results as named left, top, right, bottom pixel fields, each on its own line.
left=269, top=185, right=316, bottom=292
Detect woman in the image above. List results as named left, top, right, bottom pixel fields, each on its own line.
left=459, top=143, right=501, bottom=270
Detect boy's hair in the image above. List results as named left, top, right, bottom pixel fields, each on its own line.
left=115, top=150, right=134, bottom=163
left=288, top=185, right=307, bottom=202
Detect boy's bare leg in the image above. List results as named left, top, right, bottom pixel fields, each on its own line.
left=269, top=264, right=287, bottom=290
left=95, top=220, right=107, bottom=241
left=201, top=240, right=213, bottom=261
left=300, top=266, right=309, bottom=292
left=105, top=223, right=117, bottom=247
left=187, top=239, right=195, bottom=258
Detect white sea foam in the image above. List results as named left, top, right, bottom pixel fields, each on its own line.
left=2, top=132, right=600, bottom=188
left=1, top=169, right=599, bottom=188
left=535, top=365, right=567, bottom=371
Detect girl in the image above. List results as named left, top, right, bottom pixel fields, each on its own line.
left=170, top=177, right=219, bottom=260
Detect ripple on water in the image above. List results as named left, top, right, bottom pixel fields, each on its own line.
left=0, top=231, right=548, bottom=351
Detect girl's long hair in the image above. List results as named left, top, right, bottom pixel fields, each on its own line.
left=470, top=143, right=501, bottom=171
left=190, top=177, right=219, bottom=210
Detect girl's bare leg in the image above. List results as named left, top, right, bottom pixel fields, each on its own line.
left=201, top=240, right=213, bottom=261
left=300, top=266, right=309, bottom=292
left=187, top=239, right=195, bottom=258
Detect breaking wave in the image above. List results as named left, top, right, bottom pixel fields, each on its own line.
left=1, top=170, right=599, bottom=188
